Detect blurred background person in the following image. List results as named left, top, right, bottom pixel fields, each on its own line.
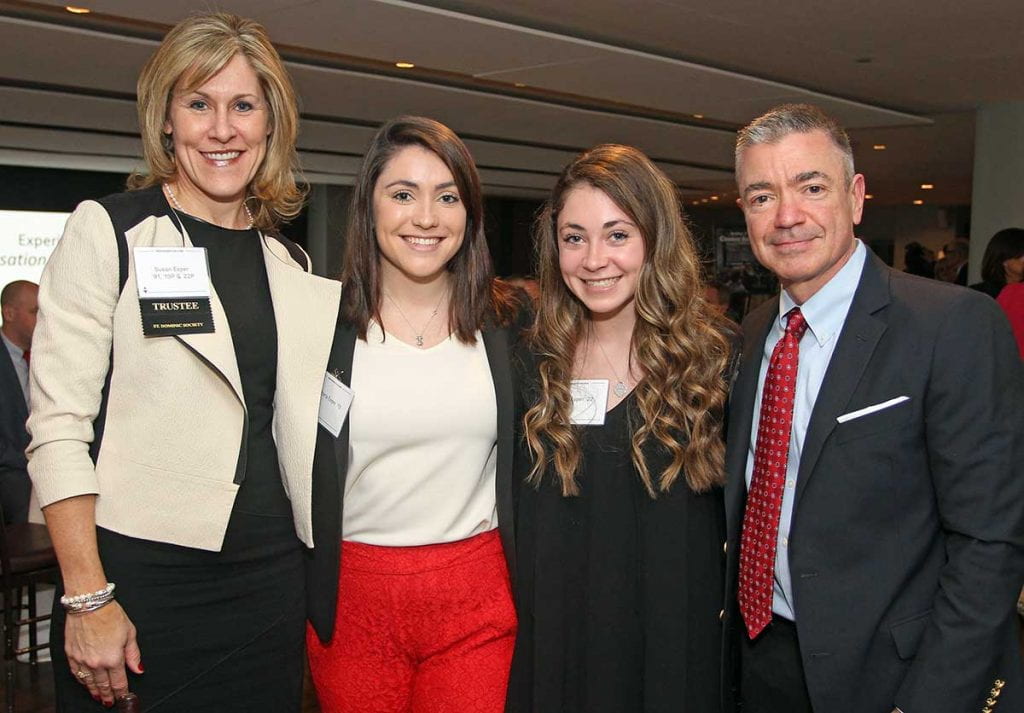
left=27, top=13, right=340, bottom=711
left=0, top=279, right=37, bottom=524
left=508, top=144, right=731, bottom=713
left=305, top=116, right=524, bottom=713
left=935, top=238, right=970, bottom=284
left=902, top=241, right=936, bottom=279
left=970, top=227, right=1024, bottom=298
left=997, top=282, right=1024, bottom=359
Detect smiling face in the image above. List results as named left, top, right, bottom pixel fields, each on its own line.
left=373, top=144, right=467, bottom=286
left=736, top=130, right=865, bottom=303
left=163, top=53, right=270, bottom=215
left=557, top=184, right=646, bottom=322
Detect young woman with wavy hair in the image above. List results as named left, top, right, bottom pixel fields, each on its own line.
left=507, top=144, right=732, bottom=713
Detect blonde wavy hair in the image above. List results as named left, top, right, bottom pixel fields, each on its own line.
left=129, top=12, right=305, bottom=230
left=524, top=144, right=730, bottom=497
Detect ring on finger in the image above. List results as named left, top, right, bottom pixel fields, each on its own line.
left=97, top=681, right=112, bottom=689
left=75, top=669, right=91, bottom=680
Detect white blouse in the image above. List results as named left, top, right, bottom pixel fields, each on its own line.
left=342, top=321, right=499, bottom=546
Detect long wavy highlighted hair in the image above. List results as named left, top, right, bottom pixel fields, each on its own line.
left=524, top=144, right=730, bottom=497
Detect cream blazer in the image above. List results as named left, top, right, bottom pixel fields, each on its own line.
left=27, top=195, right=341, bottom=551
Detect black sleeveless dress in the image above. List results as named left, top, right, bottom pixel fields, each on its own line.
left=508, top=393, right=726, bottom=713
left=52, top=214, right=305, bottom=712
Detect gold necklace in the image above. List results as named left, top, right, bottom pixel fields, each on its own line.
left=591, top=326, right=630, bottom=398
left=383, top=290, right=447, bottom=347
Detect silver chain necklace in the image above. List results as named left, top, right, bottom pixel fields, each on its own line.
left=384, top=289, right=447, bottom=347
left=164, top=182, right=254, bottom=230
left=591, top=326, right=630, bottom=398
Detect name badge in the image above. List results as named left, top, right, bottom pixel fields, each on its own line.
left=319, top=371, right=354, bottom=438
left=134, top=247, right=215, bottom=336
left=570, top=379, right=609, bottom=426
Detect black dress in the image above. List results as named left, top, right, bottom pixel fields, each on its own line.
left=52, top=215, right=305, bottom=712
left=507, top=393, right=726, bottom=713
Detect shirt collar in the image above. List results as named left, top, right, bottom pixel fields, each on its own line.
left=1, top=330, right=24, bottom=360
left=778, top=239, right=867, bottom=347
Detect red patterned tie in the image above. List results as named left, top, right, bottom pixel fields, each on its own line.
left=22, top=348, right=30, bottom=366
left=738, top=307, right=808, bottom=639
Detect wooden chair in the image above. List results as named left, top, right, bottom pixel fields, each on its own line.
left=0, top=509, right=58, bottom=713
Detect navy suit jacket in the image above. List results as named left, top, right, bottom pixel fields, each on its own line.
left=0, top=344, right=29, bottom=472
left=723, top=252, right=1024, bottom=712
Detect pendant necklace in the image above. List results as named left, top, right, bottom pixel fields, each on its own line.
left=592, top=326, right=630, bottom=398
left=384, top=289, right=447, bottom=347
left=164, top=183, right=254, bottom=230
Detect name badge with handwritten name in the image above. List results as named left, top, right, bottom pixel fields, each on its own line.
left=319, top=371, right=354, bottom=438
left=134, top=247, right=214, bottom=336
left=570, top=379, right=609, bottom=426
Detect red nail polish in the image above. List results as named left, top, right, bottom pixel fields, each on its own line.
left=138, top=662, right=145, bottom=673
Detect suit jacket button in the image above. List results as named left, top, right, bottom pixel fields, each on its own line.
left=723, top=541, right=728, bottom=554
left=719, top=609, right=725, bottom=621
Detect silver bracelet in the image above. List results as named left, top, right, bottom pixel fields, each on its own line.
left=61, top=582, right=116, bottom=614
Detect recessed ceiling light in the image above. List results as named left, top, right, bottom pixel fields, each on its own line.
left=700, top=198, right=709, bottom=203
left=873, top=144, right=887, bottom=151
left=710, top=195, right=719, bottom=201
left=913, top=199, right=924, bottom=205
left=865, top=194, right=874, bottom=199
left=691, top=200, right=699, bottom=205
left=65, top=5, right=90, bottom=13
left=395, top=61, right=415, bottom=69
left=513, top=82, right=526, bottom=88
left=693, top=114, right=704, bottom=119
left=920, top=183, right=934, bottom=190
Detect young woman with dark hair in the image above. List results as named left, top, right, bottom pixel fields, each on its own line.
left=305, top=116, right=524, bottom=713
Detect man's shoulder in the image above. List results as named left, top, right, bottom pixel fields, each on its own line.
left=881, top=264, right=1001, bottom=324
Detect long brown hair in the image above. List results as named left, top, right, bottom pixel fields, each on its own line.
left=524, top=144, right=730, bottom=496
left=340, top=116, right=516, bottom=342
left=130, top=12, right=304, bottom=230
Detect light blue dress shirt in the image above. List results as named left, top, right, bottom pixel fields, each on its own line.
left=1, top=330, right=29, bottom=403
left=744, top=240, right=867, bottom=620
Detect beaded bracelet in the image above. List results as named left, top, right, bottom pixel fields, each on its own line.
left=61, top=582, right=116, bottom=615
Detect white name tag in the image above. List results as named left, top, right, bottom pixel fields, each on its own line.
left=318, top=372, right=353, bottom=438
left=134, top=247, right=212, bottom=298
left=570, top=379, right=609, bottom=426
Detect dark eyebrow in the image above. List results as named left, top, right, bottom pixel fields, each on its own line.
left=742, top=181, right=773, bottom=197
left=382, top=180, right=458, bottom=191
left=795, top=170, right=831, bottom=183
left=560, top=219, right=636, bottom=231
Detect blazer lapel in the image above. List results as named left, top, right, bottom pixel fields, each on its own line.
left=137, top=214, right=245, bottom=404
left=262, top=236, right=342, bottom=505
left=724, top=303, right=776, bottom=540
left=329, top=321, right=358, bottom=488
left=482, top=321, right=517, bottom=582
left=794, top=253, right=891, bottom=508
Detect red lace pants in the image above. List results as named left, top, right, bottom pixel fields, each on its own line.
left=307, top=529, right=517, bottom=713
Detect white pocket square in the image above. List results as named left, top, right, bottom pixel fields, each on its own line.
left=836, top=396, right=910, bottom=424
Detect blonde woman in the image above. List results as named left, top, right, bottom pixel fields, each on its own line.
left=508, top=145, right=732, bottom=713
left=27, top=14, right=339, bottom=711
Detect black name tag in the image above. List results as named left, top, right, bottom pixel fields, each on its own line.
left=139, top=297, right=215, bottom=336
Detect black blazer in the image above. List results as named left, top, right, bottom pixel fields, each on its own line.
left=306, top=308, right=527, bottom=643
left=0, top=346, right=29, bottom=472
left=722, top=252, right=1024, bottom=713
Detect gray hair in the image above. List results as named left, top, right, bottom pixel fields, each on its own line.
left=735, top=104, right=855, bottom=186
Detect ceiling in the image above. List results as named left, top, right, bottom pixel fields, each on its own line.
left=0, top=0, right=1020, bottom=206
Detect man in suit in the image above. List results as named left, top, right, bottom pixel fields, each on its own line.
left=723, top=104, right=1024, bottom=713
left=0, top=279, right=38, bottom=524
